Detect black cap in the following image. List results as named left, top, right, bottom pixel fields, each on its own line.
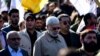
left=24, top=13, right=36, bottom=20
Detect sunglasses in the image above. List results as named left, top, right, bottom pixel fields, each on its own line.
left=62, top=21, right=70, bottom=25
left=52, top=27, right=60, bottom=30
left=9, top=38, right=21, bottom=41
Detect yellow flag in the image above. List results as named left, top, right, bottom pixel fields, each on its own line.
left=21, top=0, right=48, bottom=13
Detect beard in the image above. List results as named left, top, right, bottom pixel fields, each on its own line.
left=83, top=41, right=98, bottom=52
left=48, top=30, right=58, bottom=37
left=11, top=20, right=19, bottom=25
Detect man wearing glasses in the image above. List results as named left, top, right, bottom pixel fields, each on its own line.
left=58, top=14, right=81, bottom=48
left=0, top=31, right=28, bottom=56
left=33, top=16, right=67, bottom=56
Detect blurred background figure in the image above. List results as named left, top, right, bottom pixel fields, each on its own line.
left=76, top=13, right=97, bottom=33
left=41, top=2, right=58, bottom=17
left=1, top=11, right=9, bottom=27
left=60, top=0, right=75, bottom=16
left=0, top=15, right=6, bottom=50
left=58, top=48, right=77, bottom=56
left=65, top=29, right=99, bottom=56
left=19, top=21, right=25, bottom=31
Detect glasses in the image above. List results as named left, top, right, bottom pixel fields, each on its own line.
left=12, top=15, right=19, bottom=18
left=52, top=27, right=60, bottom=30
left=9, top=38, right=21, bottom=41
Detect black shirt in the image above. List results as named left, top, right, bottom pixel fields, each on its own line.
left=27, top=30, right=37, bottom=56
left=10, top=25, right=19, bottom=31
left=59, top=32, right=72, bottom=47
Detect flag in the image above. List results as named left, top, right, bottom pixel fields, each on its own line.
left=70, top=0, right=97, bottom=16
left=21, top=0, right=48, bottom=13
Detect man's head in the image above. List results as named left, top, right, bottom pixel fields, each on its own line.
left=48, top=2, right=57, bottom=12
left=84, top=13, right=97, bottom=26
left=0, top=15, right=4, bottom=29
left=1, top=11, right=8, bottom=22
left=24, top=12, right=36, bottom=30
left=6, top=31, right=21, bottom=51
left=58, top=14, right=71, bottom=32
left=9, top=9, right=19, bottom=26
left=46, top=16, right=60, bottom=37
left=80, top=29, right=98, bottom=52
left=35, top=15, right=45, bottom=31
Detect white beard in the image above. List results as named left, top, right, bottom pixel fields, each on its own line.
left=47, top=30, right=58, bottom=37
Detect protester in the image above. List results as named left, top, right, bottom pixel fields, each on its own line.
left=65, top=29, right=99, bottom=56
left=58, top=14, right=81, bottom=48
left=33, top=16, right=67, bottom=56
left=0, top=31, right=29, bottom=56
left=0, top=15, right=7, bottom=49
left=18, top=12, right=42, bottom=56
left=2, top=9, right=19, bottom=33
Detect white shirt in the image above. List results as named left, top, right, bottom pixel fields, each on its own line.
left=0, top=31, right=6, bottom=49
left=8, top=46, right=23, bottom=56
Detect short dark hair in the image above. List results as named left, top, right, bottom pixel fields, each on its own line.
left=1, top=11, right=8, bottom=14
left=36, top=14, right=46, bottom=21
left=9, top=8, right=19, bottom=16
left=58, top=14, right=70, bottom=21
left=80, top=29, right=96, bottom=40
left=84, top=13, right=96, bottom=25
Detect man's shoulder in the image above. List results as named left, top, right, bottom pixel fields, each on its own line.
left=0, top=49, right=6, bottom=53
left=0, top=48, right=10, bottom=56
left=35, top=31, right=48, bottom=42
left=2, top=25, right=11, bottom=33
left=21, top=49, right=28, bottom=54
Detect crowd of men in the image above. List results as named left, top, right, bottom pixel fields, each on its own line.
left=0, top=0, right=100, bottom=56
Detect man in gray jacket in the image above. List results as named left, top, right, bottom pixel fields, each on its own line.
left=33, top=16, right=67, bottom=56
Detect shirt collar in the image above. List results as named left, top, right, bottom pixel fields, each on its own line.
left=8, top=45, right=21, bottom=53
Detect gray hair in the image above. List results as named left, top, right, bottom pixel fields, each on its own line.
left=6, top=31, right=19, bottom=40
